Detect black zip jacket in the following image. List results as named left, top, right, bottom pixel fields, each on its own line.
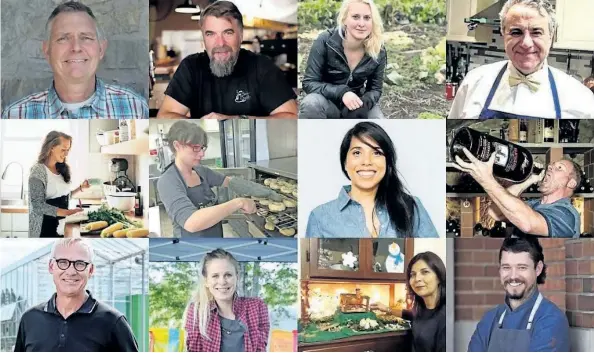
left=302, top=28, right=387, bottom=106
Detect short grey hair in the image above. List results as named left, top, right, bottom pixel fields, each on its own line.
left=50, top=238, right=95, bottom=264
left=46, top=1, right=105, bottom=42
left=563, top=158, right=582, bottom=191
left=499, top=0, right=557, bottom=37
left=167, top=121, right=209, bottom=155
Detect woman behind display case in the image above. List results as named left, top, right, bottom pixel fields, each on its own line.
left=300, top=0, right=387, bottom=119
left=28, top=131, right=90, bottom=237
left=371, top=251, right=446, bottom=352
left=305, top=122, right=438, bottom=237
left=183, top=249, right=270, bottom=352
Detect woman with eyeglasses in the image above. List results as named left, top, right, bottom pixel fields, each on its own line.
left=157, top=121, right=262, bottom=237
left=29, top=131, right=90, bottom=237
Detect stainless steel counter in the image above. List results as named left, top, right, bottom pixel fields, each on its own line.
left=247, top=157, right=297, bottom=180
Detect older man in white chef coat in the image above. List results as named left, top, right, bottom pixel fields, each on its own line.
left=449, top=0, right=594, bottom=119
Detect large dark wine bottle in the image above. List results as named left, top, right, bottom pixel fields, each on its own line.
left=450, top=128, right=543, bottom=183
left=544, top=120, right=554, bottom=142
left=519, top=120, right=528, bottom=143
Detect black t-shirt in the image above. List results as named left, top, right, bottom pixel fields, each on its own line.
left=14, top=292, right=138, bottom=352
left=403, top=304, right=446, bottom=352
left=165, top=49, right=296, bottom=118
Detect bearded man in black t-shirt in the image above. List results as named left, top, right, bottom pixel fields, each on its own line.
left=156, top=1, right=298, bottom=119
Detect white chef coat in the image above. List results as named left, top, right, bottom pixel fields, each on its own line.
left=449, top=60, right=594, bottom=119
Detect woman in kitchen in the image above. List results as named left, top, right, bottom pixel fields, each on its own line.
left=157, top=120, right=273, bottom=237
left=183, top=248, right=269, bottom=352
left=371, top=251, right=446, bottom=352
left=29, top=131, right=90, bottom=237
left=305, top=122, right=438, bottom=237
left=299, top=0, right=387, bottom=119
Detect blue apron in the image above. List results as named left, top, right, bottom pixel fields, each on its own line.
left=487, top=292, right=543, bottom=352
left=479, top=64, right=561, bottom=120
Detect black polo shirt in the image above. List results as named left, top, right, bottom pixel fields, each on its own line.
left=14, top=291, right=138, bottom=352
left=164, top=48, right=296, bottom=118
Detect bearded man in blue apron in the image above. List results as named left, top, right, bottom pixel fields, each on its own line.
left=449, top=0, right=594, bottom=119
left=468, top=237, right=569, bottom=351
left=453, top=147, right=581, bottom=238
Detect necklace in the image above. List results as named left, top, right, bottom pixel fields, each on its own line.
left=222, top=328, right=232, bottom=335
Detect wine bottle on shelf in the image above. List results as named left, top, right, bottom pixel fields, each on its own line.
left=450, top=128, right=543, bottom=183
left=544, top=120, right=554, bottom=142
left=473, top=223, right=484, bottom=237
left=519, top=120, right=528, bottom=143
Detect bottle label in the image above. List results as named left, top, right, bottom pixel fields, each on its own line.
left=520, top=131, right=527, bottom=141
left=492, top=142, right=509, bottom=167
left=544, top=128, right=554, bottom=139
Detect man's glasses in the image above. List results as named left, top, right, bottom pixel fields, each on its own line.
left=53, top=258, right=91, bottom=272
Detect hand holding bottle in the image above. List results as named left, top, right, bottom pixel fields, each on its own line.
left=453, top=147, right=497, bottom=186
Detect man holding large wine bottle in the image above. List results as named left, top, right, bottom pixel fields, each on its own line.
left=448, top=0, right=594, bottom=119
left=452, top=129, right=581, bottom=238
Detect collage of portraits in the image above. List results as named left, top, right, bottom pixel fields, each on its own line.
left=0, top=0, right=594, bottom=352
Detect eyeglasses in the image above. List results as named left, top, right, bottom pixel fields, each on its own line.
left=53, top=258, right=91, bottom=272
left=183, top=143, right=207, bottom=153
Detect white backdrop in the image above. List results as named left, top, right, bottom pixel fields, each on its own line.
left=298, top=119, right=446, bottom=237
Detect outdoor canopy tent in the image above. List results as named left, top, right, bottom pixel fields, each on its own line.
left=148, top=238, right=297, bottom=263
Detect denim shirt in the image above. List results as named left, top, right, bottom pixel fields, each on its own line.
left=305, top=186, right=439, bottom=238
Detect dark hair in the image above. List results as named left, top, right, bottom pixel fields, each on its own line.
left=46, top=1, right=102, bottom=41
left=201, top=1, right=243, bottom=29
left=339, top=122, right=417, bottom=237
left=37, top=131, right=73, bottom=183
left=406, top=252, right=446, bottom=315
left=499, top=236, right=547, bottom=284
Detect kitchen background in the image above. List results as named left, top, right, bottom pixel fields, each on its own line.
left=148, top=0, right=298, bottom=117
left=445, top=0, right=594, bottom=102
left=148, top=118, right=297, bottom=237
left=0, top=120, right=150, bottom=238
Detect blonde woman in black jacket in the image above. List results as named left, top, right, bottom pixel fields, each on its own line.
left=300, top=0, right=387, bottom=119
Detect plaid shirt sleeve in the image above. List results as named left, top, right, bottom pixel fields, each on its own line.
left=255, top=299, right=270, bottom=352
left=184, top=302, right=202, bottom=352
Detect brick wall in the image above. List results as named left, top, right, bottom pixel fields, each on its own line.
left=565, top=240, right=594, bottom=328
left=585, top=150, right=594, bottom=235
left=455, top=238, right=567, bottom=321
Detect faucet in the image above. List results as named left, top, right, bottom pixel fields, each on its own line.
left=1, top=161, right=24, bottom=200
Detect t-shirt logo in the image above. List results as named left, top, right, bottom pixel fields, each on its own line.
left=235, top=90, right=250, bottom=103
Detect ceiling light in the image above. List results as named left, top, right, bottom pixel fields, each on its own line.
left=175, top=0, right=200, bottom=14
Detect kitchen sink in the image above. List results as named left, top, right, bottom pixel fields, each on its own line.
left=1, top=199, right=26, bottom=206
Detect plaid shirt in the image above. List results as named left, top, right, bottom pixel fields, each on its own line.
left=185, top=297, right=270, bottom=352
left=1, top=77, right=148, bottom=119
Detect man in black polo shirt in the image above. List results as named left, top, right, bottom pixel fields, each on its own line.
left=14, top=238, right=138, bottom=352
left=156, top=0, right=298, bottom=119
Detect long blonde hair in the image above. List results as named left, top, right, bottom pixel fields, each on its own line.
left=37, top=130, right=73, bottom=183
left=337, top=0, right=384, bottom=60
left=183, top=249, right=241, bottom=340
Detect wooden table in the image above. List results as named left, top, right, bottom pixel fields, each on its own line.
left=65, top=212, right=147, bottom=238
left=298, top=331, right=411, bottom=352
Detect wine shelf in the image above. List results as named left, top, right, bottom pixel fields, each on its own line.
left=447, top=193, right=594, bottom=198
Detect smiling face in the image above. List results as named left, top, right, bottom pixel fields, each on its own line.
left=43, top=12, right=106, bottom=85
left=538, top=160, right=577, bottom=195
left=205, top=258, right=238, bottom=302
left=499, top=251, right=542, bottom=301
left=345, top=136, right=386, bottom=192
left=50, top=137, right=72, bottom=164
left=409, top=260, right=439, bottom=299
left=502, top=4, right=552, bottom=75
left=49, top=242, right=94, bottom=298
left=201, top=16, right=242, bottom=77
left=343, top=1, right=372, bottom=41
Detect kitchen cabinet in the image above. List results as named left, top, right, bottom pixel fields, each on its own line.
left=0, top=212, right=29, bottom=237
left=12, top=214, right=28, bottom=232
left=303, top=239, right=413, bottom=281
left=554, top=0, right=594, bottom=50
left=1, top=213, right=11, bottom=231
left=100, top=136, right=149, bottom=156
left=299, top=331, right=411, bottom=352
left=446, top=0, right=499, bottom=43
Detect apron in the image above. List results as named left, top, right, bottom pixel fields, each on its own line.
left=479, top=64, right=561, bottom=120
left=40, top=194, right=69, bottom=237
left=172, top=164, right=223, bottom=237
left=487, top=292, right=543, bottom=352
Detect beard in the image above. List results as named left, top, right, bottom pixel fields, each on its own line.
left=504, top=278, right=535, bottom=300
left=209, top=46, right=239, bottom=77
